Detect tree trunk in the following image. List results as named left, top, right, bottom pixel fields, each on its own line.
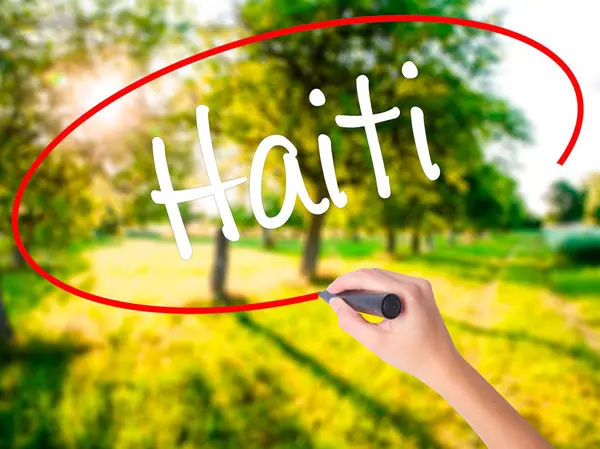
left=426, top=232, right=435, bottom=251
left=386, top=227, right=396, bottom=255
left=301, top=212, right=326, bottom=280
left=0, top=276, right=13, bottom=343
left=12, top=245, right=25, bottom=269
left=262, top=228, right=275, bottom=250
left=448, top=228, right=456, bottom=245
left=351, top=231, right=360, bottom=242
left=411, top=228, right=421, bottom=255
left=211, top=228, right=229, bottom=301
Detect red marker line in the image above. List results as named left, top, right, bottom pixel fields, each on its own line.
left=11, top=15, right=584, bottom=314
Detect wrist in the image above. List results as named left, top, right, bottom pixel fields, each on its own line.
left=419, top=347, right=468, bottom=392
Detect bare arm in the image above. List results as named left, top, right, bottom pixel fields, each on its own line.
left=327, top=268, right=552, bottom=449
left=428, top=353, right=551, bottom=448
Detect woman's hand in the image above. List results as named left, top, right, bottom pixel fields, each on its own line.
left=327, top=268, right=553, bottom=449
left=327, top=268, right=458, bottom=385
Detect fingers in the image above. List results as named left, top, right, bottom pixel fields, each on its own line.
left=327, top=268, right=428, bottom=307
left=372, top=268, right=433, bottom=294
left=330, top=297, right=380, bottom=347
left=371, top=268, right=424, bottom=286
left=327, top=268, right=397, bottom=294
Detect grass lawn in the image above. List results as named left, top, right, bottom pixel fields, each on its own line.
left=1, top=232, right=599, bottom=449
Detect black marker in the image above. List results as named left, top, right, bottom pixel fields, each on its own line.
left=319, top=290, right=403, bottom=319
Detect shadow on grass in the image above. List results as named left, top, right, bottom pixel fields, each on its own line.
left=404, top=252, right=502, bottom=283
left=181, top=365, right=324, bottom=448
left=550, top=267, right=600, bottom=298
left=0, top=339, right=91, bottom=449
left=447, top=318, right=600, bottom=373
left=235, top=314, right=442, bottom=447
left=1, top=246, right=91, bottom=322
left=403, top=248, right=552, bottom=287
left=175, top=371, right=247, bottom=448
left=210, top=293, right=442, bottom=448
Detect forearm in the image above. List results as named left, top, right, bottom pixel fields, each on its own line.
left=326, top=269, right=553, bottom=447
left=428, top=354, right=552, bottom=449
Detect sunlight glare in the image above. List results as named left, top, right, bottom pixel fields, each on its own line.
left=60, top=61, right=141, bottom=141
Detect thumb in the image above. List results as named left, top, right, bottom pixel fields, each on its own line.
left=330, top=297, right=380, bottom=346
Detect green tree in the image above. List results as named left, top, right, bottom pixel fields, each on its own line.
left=206, top=0, right=527, bottom=276
left=583, top=173, right=600, bottom=225
left=1, top=0, right=65, bottom=340
left=463, top=162, right=521, bottom=233
left=230, top=204, right=256, bottom=235
left=0, top=298, right=11, bottom=342
left=546, top=180, right=585, bottom=224
left=2, top=0, right=195, bottom=250
left=0, top=0, right=194, bottom=341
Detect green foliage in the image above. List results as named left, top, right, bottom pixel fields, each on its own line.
left=464, top=162, right=526, bottom=232
left=204, top=0, right=529, bottom=270
left=1, top=0, right=198, bottom=257
left=266, top=192, right=307, bottom=230
left=230, top=204, right=255, bottom=230
left=546, top=180, right=586, bottom=224
left=583, top=173, right=600, bottom=225
left=1, top=1, right=59, bottom=248
left=286, top=207, right=306, bottom=230
left=113, top=123, right=195, bottom=228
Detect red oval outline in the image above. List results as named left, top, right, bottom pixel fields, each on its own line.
left=12, top=15, right=584, bottom=314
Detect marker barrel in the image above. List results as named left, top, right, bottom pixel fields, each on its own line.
left=319, top=289, right=402, bottom=319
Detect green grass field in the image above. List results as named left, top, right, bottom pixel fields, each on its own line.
left=1, top=232, right=599, bottom=449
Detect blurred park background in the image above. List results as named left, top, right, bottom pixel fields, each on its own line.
left=2, top=0, right=600, bottom=448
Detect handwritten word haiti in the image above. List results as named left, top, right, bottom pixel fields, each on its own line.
left=152, top=62, right=440, bottom=260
